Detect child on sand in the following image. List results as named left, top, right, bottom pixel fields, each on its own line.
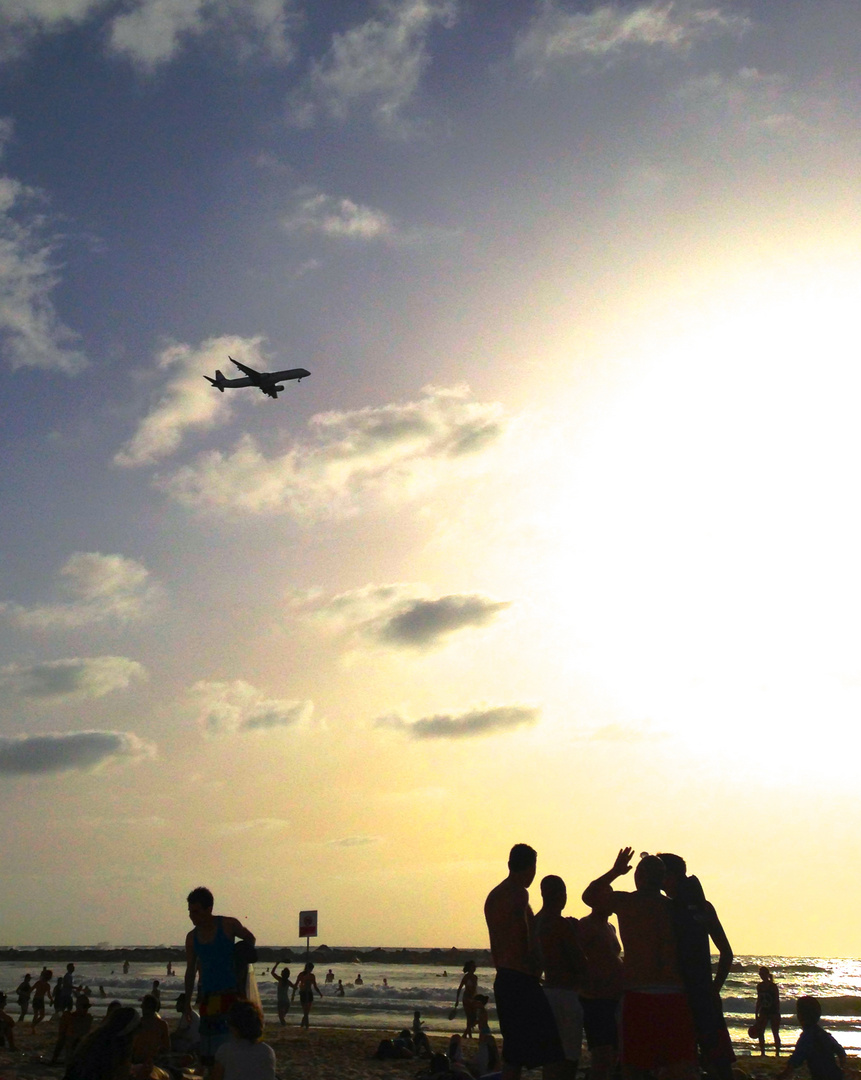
left=777, top=997, right=846, bottom=1080
left=211, top=1000, right=275, bottom=1080
left=0, top=992, right=17, bottom=1050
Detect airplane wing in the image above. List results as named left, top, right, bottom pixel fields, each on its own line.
left=228, top=356, right=264, bottom=383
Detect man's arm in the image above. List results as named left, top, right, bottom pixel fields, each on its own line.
left=224, top=917, right=255, bottom=944
left=313, top=975, right=323, bottom=998
left=705, top=903, right=733, bottom=992
left=582, top=847, right=634, bottom=907
left=183, top=931, right=197, bottom=1020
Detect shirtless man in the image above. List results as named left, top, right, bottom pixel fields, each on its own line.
left=292, top=962, right=323, bottom=1029
left=579, top=892, right=624, bottom=1080
left=30, top=969, right=53, bottom=1031
left=15, top=974, right=31, bottom=1023
left=583, top=849, right=697, bottom=1080
left=535, top=875, right=588, bottom=1080
left=184, top=885, right=256, bottom=1065
left=484, top=843, right=563, bottom=1080
left=658, top=852, right=735, bottom=1080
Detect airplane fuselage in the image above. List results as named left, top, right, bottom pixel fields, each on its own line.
left=204, top=364, right=310, bottom=396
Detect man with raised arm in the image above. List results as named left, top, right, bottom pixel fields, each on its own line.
left=582, top=848, right=698, bottom=1080
left=184, top=886, right=255, bottom=1067
left=484, top=844, right=564, bottom=1080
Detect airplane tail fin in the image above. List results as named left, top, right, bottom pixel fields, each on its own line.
left=203, top=371, right=226, bottom=392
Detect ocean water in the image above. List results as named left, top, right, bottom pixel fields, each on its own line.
left=2, top=954, right=860, bottom=1055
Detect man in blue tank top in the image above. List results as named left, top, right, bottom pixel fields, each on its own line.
left=183, top=886, right=256, bottom=1065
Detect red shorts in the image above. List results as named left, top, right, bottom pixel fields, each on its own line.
left=620, top=991, right=697, bottom=1068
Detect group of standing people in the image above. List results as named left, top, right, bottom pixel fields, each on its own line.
left=484, top=844, right=735, bottom=1080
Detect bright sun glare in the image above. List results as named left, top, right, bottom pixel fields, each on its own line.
left=538, top=261, right=861, bottom=765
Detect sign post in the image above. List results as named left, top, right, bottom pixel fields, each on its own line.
left=299, top=910, right=318, bottom=959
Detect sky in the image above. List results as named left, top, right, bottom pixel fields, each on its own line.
left=1, top=0, right=861, bottom=954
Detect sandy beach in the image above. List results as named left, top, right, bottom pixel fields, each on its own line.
left=0, top=1019, right=858, bottom=1080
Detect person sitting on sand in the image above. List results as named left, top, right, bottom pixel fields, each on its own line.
left=474, top=994, right=500, bottom=1075
left=453, top=960, right=479, bottom=1038
left=131, top=992, right=170, bottom=1072
left=753, top=966, right=782, bottom=1056
left=0, top=993, right=17, bottom=1050
left=52, top=996, right=93, bottom=1065
left=172, top=993, right=200, bottom=1056
left=31, top=968, right=53, bottom=1030
left=271, top=961, right=294, bottom=1025
left=63, top=1005, right=140, bottom=1080
left=212, top=1000, right=275, bottom=1080
left=292, top=962, right=323, bottom=1029
left=776, top=998, right=845, bottom=1080
left=15, top=973, right=32, bottom=1023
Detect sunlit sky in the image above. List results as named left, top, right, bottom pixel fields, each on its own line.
left=1, top=0, right=861, bottom=954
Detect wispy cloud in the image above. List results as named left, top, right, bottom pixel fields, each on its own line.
left=0, top=730, right=156, bottom=775
left=114, top=335, right=267, bottom=468
left=215, top=818, right=293, bottom=835
left=0, top=656, right=146, bottom=701
left=0, top=127, right=87, bottom=373
left=157, top=384, right=507, bottom=519
left=189, top=679, right=312, bottom=734
left=1, top=553, right=162, bottom=630
left=328, top=835, right=382, bottom=847
left=0, top=0, right=299, bottom=68
left=377, top=704, right=540, bottom=739
left=671, top=67, right=818, bottom=139
left=309, top=583, right=511, bottom=650
left=515, top=0, right=749, bottom=76
left=288, top=0, right=458, bottom=131
left=283, top=191, right=397, bottom=241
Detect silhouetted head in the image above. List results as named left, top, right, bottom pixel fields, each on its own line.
left=105, top=1000, right=122, bottom=1019
left=304, top=962, right=314, bottom=973
left=634, top=854, right=665, bottom=891
left=508, top=843, right=537, bottom=885
left=175, top=994, right=187, bottom=1013
left=656, top=852, right=686, bottom=897
left=187, top=885, right=214, bottom=925
left=797, top=997, right=821, bottom=1027
left=759, top=966, right=771, bottom=981
left=463, top=961, right=476, bottom=974
left=540, top=874, right=567, bottom=910
left=227, top=1000, right=264, bottom=1043
left=67, top=963, right=75, bottom=973
left=141, top=994, right=159, bottom=1016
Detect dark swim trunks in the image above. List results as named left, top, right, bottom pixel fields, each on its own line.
left=581, top=997, right=620, bottom=1049
left=494, top=968, right=564, bottom=1068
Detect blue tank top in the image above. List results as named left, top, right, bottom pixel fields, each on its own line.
left=194, top=917, right=236, bottom=995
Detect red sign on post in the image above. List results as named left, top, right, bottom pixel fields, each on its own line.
left=299, top=910, right=318, bottom=938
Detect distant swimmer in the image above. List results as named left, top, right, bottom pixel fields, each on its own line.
left=123, top=960, right=130, bottom=974
left=271, top=962, right=294, bottom=1026
left=325, top=969, right=335, bottom=984
left=383, top=977, right=389, bottom=988
left=355, top=973, right=364, bottom=986
left=292, top=963, right=323, bottom=1029
left=336, top=980, right=345, bottom=997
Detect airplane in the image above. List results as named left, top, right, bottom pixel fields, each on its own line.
left=203, top=356, right=311, bottom=398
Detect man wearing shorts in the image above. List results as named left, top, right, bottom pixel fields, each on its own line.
left=183, top=886, right=256, bottom=1065
left=535, top=874, right=587, bottom=1080
left=583, top=848, right=698, bottom=1080
left=579, top=892, right=624, bottom=1080
left=484, top=844, right=564, bottom=1080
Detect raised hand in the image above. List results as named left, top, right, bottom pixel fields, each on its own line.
left=612, top=847, right=635, bottom=876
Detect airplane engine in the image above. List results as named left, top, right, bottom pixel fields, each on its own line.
left=274, top=385, right=284, bottom=392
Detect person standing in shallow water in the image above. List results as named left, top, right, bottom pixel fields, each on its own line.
left=754, top=967, right=782, bottom=1056
left=292, top=963, right=322, bottom=1029
left=453, top=960, right=479, bottom=1038
left=271, top=962, right=294, bottom=1025
left=184, top=885, right=256, bottom=1067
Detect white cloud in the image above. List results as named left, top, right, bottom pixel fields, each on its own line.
left=189, top=679, right=312, bottom=734
left=114, top=335, right=267, bottom=468
left=0, top=656, right=147, bottom=701
left=288, top=0, right=458, bottom=131
left=0, top=730, right=156, bottom=775
left=0, top=140, right=87, bottom=373
left=215, top=818, right=293, bottom=835
left=328, top=835, right=382, bottom=847
left=283, top=192, right=397, bottom=241
left=515, top=0, right=749, bottom=75
left=0, top=0, right=106, bottom=61
left=377, top=704, right=541, bottom=739
left=157, top=384, right=507, bottom=519
left=1, top=552, right=162, bottom=629
left=309, top=583, right=511, bottom=650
